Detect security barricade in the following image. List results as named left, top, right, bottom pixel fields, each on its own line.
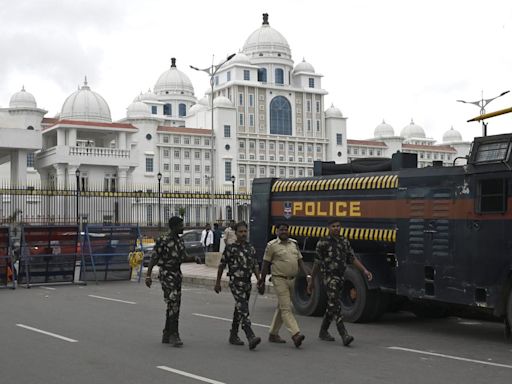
left=18, top=225, right=80, bottom=288
left=81, top=225, right=141, bottom=283
left=0, top=227, right=15, bottom=289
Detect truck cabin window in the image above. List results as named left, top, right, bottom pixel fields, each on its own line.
left=478, top=179, right=507, bottom=213
left=475, top=141, right=511, bottom=163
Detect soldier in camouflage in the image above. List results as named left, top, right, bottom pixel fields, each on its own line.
left=307, top=219, right=373, bottom=346
left=145, top=216, right=188, bottom=347
left=214, top=221, right=262, bottom=350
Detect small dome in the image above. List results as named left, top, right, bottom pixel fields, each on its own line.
left=230, top=52, right=251, bottom=65
left=213, top=96, right=234, bottom=108
left=154, top=57, right=194, bottom=96
left=61, top=78, right=112, bottom=122
left=188, top=103, right=207, bottom=115
left=400, top=119, right=425, bottom=138
left=141, top=89, right=158, bottom=102
left=9, top=86, right=37, bottom=108
left=242, top=13, right=291, bottom=57
left=294, top=58, right=315, bottom=73
left=442, top=126, right=463, bottom=143
left=374, top=120, right=395, bottom=138
left=325, top=104, right=343, bottom=118
left=126, top=101, right=149, bottom=118
left=198, top=96, right=210, bottom=106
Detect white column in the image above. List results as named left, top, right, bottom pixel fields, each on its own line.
left=53, top=164, right=66, bottom=189
left=68, top=128, right=77, bottom=147
left=10, top=150, right=28, bottom=187
left=117, top=166, right=128, bottom=191
left=118, top=132, right=127, bottom=150
left=67, top=165, right=78, bottom=190
left=57, top=129, right=66, bottom=146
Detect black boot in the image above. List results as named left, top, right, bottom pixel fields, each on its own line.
left=319, top=317, right=335, bottom=341
left=336, top=321, right=354, bottom=346
left=169, top=318, right=183, bottom=347
left=162, top=316, right=171, bottom=344
left=229, top=323, right=245, bottom=346
left=243, top=326, right=261, bottom=350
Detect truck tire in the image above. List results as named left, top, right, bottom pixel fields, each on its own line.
left=292, top=273, right=326, bottom=316
left=340, top=266, right=378, bottom=323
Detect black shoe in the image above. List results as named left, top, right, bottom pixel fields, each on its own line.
left=169, top=333, right=183, bottom=347
left=319, top=329, right=335, bottom=341
left=162, top=331, right=170, bottom=344
left=268, top=334, right=286, bottom=343
left=248, top=336, right=261, bottom=350
left=292, top=332, right=305, bottom=348
left=229, top=332, right=245, bottom=346
left=336, top=322, right=354, bottom=347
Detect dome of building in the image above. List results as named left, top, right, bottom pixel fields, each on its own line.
left=242, top=13, right=291, bottom=57
left=374, top=120, right=395, bottom=138
left=294, top=58, right=315, bottom=73
left=126, top=101, right=149, bottom=118
left=61, top=78, right=112, bottom=122
left=400, top=119, right=425, bottom=138
left=140, top=89, right=158, bottom=102
left=442, top=126, right=463, bottom=143
left=9, top=86, right=37, bottom=108
left=213, top=96, right=234, bottom=108
left=325, top=104, right=343, bottom=118
left=198, top=96, right=210, bottom=106
left=230, top=52, right=251, bottom=65
left=154, top=57, right=194, bottom=96
left=188, top=103, right=207, bottom=115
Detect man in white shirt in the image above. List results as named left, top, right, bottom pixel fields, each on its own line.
left=201, top=223, right=214, bottom=252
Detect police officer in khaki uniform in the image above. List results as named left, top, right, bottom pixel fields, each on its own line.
left=258, top=223, right=307, bottom=347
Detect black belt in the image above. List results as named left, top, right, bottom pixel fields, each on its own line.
left=273, top=275, right=295, bottom=280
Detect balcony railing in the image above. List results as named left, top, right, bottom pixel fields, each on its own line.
left=69, top=146, right=130, bottom=158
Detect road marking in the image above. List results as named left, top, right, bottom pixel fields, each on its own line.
left=193, top=313, right=270, bottom=328
left=88, top=295, right=136, bottom=305
left=16, top=324, right=78, bottom=343
left=157, top=366, right=225, bottom=384
left=40, top=286, right=56, bottom=290
left=388, top=347, right=512, bottom=369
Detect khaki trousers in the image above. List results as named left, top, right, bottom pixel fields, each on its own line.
left=269, top=276, right=300, bottom=336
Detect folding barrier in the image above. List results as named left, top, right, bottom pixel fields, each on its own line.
left=81, top=225, right=141, bottom=283
left=0, top=227, right=15, bottom=289
left=18, top=225, right=80, bottom=288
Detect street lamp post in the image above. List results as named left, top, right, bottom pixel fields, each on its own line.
left=231, top=175, right=236, bottom=221
left=157, top=172, right=162, bottom=229
left=75, top=169, right=80, bottom=225
left=457, top=90, right=510, bottom=136
left=190, top=53, right=236, bottom=225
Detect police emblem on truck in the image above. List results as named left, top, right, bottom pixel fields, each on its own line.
left=283, top=201, right=292, bottom=219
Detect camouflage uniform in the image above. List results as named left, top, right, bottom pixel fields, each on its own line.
left=220, top=241, right=258, bottom=339
left=150, top=229, right=187, bottom=337
left=315, top=235, right=355, bottom=326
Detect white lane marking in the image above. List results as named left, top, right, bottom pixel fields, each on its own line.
left=88, top=295, right=136, bottom=305
left=193, top=313, right=270, bottom=328
left=40, top=286, right=56, bottom=291
left=388, top=347, right=512, bottom=369
left=16, top=324, right=78, bottom=343
left=157, top=366, right=225, bottom=384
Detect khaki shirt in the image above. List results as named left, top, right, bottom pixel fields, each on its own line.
left=263, top=238, right=303, bottom=278
left=223, top=227, right=237, bottom=245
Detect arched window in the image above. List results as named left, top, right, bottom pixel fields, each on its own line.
left=179, top=103, right=186, bottom=117
left=163, top=103, right=172, bottom=116
left=270, top=96, right=292, bottom=135
left=258, top=68, right=267, bottom=82
left=275, top=68, right=284, bottom=85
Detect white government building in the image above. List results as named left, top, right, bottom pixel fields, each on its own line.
left=0, top=13, right=470, bottom=225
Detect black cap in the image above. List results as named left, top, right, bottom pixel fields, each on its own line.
left=168, top=216, right=183, bottom=228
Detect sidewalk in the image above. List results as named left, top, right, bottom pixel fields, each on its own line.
left=145, top=262, right=275, bottom=294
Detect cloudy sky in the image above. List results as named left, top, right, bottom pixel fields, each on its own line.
left=1, top=0, right=511, bottom=142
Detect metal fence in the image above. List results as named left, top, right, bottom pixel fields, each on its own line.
left=0, top=185, right=251, bottom=228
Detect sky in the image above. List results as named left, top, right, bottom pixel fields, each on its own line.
left=1, top=0, right=511, bottom=142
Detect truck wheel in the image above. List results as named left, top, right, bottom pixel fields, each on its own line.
left=340, top=266, right=378, bottom=323
left=292, top=273, right=326, bottom=316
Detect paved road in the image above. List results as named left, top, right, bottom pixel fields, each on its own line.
left=1, top=281, right=511, bottom=384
